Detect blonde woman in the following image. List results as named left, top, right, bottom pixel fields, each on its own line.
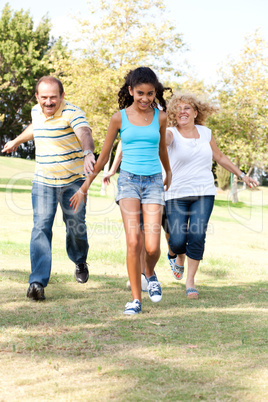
left=164, top=92, right=258, bottom=299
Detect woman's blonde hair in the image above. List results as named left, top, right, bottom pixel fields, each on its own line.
left=167, top=92, right=219, bottom=127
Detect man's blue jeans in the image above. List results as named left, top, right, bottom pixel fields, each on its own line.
left=29, top=180, right=89, bottom=287
left=165, top=196, right=214, bottom=261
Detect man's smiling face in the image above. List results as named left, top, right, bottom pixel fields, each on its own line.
left=35, top=81, right=65, bottom=118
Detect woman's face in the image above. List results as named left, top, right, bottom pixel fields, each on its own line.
left=128, top=83, right=156, bottom=110
left=176, top=102, right=197, bottom=127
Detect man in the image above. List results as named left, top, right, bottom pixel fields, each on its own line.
left=2, top=76, right=95, bottom=301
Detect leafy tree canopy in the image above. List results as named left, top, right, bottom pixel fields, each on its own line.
left=0, top=3, right=68, bottom=157
left=209, top=31, right=268, bottom=171
left=61, top=0, right=185, bottom=153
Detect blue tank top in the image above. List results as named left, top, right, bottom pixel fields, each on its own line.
left=120, top=108, right=162, bottom=176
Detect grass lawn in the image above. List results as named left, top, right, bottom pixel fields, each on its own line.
left=0, top=156, right=267, bottom=401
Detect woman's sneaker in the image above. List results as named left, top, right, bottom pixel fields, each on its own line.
left=123, top=299, right=142, bottom=315
left=147, top=274, right=162, bottom=303
left=141, top=273, right=148, bottom=291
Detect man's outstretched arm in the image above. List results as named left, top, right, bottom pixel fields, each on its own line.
left=2, top=124, right=34, bottom=154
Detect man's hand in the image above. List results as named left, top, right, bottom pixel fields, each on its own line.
left=84, top=153, right=96, bottom=176
left=1, top=124, right=34, bottom=154
left=1, top=139, right=18, bottom=154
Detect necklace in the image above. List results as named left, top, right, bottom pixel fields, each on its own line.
left=130, top=106, right=150, bottom=121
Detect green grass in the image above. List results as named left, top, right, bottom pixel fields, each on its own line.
left=0, top=156, right=267, bottom=401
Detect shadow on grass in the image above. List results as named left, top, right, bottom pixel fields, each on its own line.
left=1, top=269, right=267, bottom=314
left=1, top=271, right=267, bottom=399
left=1, top=269, right=29, bottom=283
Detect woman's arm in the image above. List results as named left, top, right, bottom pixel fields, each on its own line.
left=210, top=135, right=258, bottom=188
left=166, top=129, right=174, bottom=146
left=159, top=111, right=172, bottom=190
left=70, top=112, right=122, bottom=212
left=102, top=141, right=122, bottom=185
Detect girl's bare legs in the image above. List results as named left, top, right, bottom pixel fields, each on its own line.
left=119, top=198, right=143, bottom=302
left=142, top=204, right=163, bottom=278
left=140, top=230, right=146, bottom=275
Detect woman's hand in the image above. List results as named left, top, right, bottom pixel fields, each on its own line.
left=242, top=175, right=259, bottom=188
left=102, top=170, right=115, bottom=186
left=164, top=170, right=172, bottom=191
left=70, top=189, right=86, bottom=213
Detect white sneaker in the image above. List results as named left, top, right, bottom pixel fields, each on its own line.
left=147, top=275, right=162, bottom=303
left=123, top=299, right=142, bottom=315
left=141, top=273, right=148, bottom=292
left=126, top=274, right=148, bottom=292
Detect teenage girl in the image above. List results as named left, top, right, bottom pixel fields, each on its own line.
left=70, top=67, right=172, bottom=314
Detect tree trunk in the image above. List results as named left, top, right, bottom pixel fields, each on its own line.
left=232, top=173, right=238, bottom=203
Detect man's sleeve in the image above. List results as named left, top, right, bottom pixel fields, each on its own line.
left=69, top=108, right=91, bottom=131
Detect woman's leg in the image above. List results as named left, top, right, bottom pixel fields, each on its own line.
left=119, top=198, right=143, bottom=302
left=185, top=257, right=200, bottom=289
left=186, top=196, right=215, bottom=290
left=165, top=198, right=189, bottom=256
left=165, top=198, right=189, bottom=279
left=142, top=203, right=163, bottom=278
left=175, top=253, right=186, bottom=268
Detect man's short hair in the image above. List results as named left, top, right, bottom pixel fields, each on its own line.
left=35, top=76, right=64, bottom=96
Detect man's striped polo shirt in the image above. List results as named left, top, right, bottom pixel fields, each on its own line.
left=32, top=100, right=90, bottom=187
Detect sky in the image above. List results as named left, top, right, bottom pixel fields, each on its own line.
left=1, top=0, right=267, bottom=84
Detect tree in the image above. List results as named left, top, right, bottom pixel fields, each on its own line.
left=0, top=4, right=66, bottom=157
left=77, top=0, right=184, bottom=76
left=209, top=31, right=268, bottom=201
left=61, top=0, right=185, bottom=153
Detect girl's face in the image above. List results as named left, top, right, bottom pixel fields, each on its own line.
left=128, top=83, right=156, bottom=110
left=176, top=102, right=197, bottom=127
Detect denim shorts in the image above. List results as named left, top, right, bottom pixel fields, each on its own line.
left=115, top=170, right=165, bottom=205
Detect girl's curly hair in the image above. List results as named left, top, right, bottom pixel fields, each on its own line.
left=118, top=67, right=172, bottom=112
left=167, top=92, right=219, bottom=127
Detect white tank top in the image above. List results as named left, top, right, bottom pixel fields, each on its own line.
left=164, top=125, right=216, bottom=200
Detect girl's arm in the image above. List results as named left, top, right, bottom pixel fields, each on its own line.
left=158, top=111, right=172, bottom=190
left=210, top=135, right=258, bottom=188
left=70, top=112, right=122, bottom=212
left=102, top=140, right=122, bottom=185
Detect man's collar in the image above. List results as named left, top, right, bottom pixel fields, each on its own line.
left=37, top=99, right=66, bottom=119
left=54, top=100, right=66, bottom=117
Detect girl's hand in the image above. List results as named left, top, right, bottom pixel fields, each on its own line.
left=164, top=170, right=172, bottom=191
left=70, top=189, right=86, bottom=213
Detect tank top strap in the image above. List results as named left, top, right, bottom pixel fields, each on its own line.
left=152, top=108, right=160, bottom=130
left=120, top=109, right=128, bottom=129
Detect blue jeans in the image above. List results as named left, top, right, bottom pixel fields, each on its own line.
left=29, top=181, right=89, bottom=287
left=165, top=196, right=214, bottom=261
